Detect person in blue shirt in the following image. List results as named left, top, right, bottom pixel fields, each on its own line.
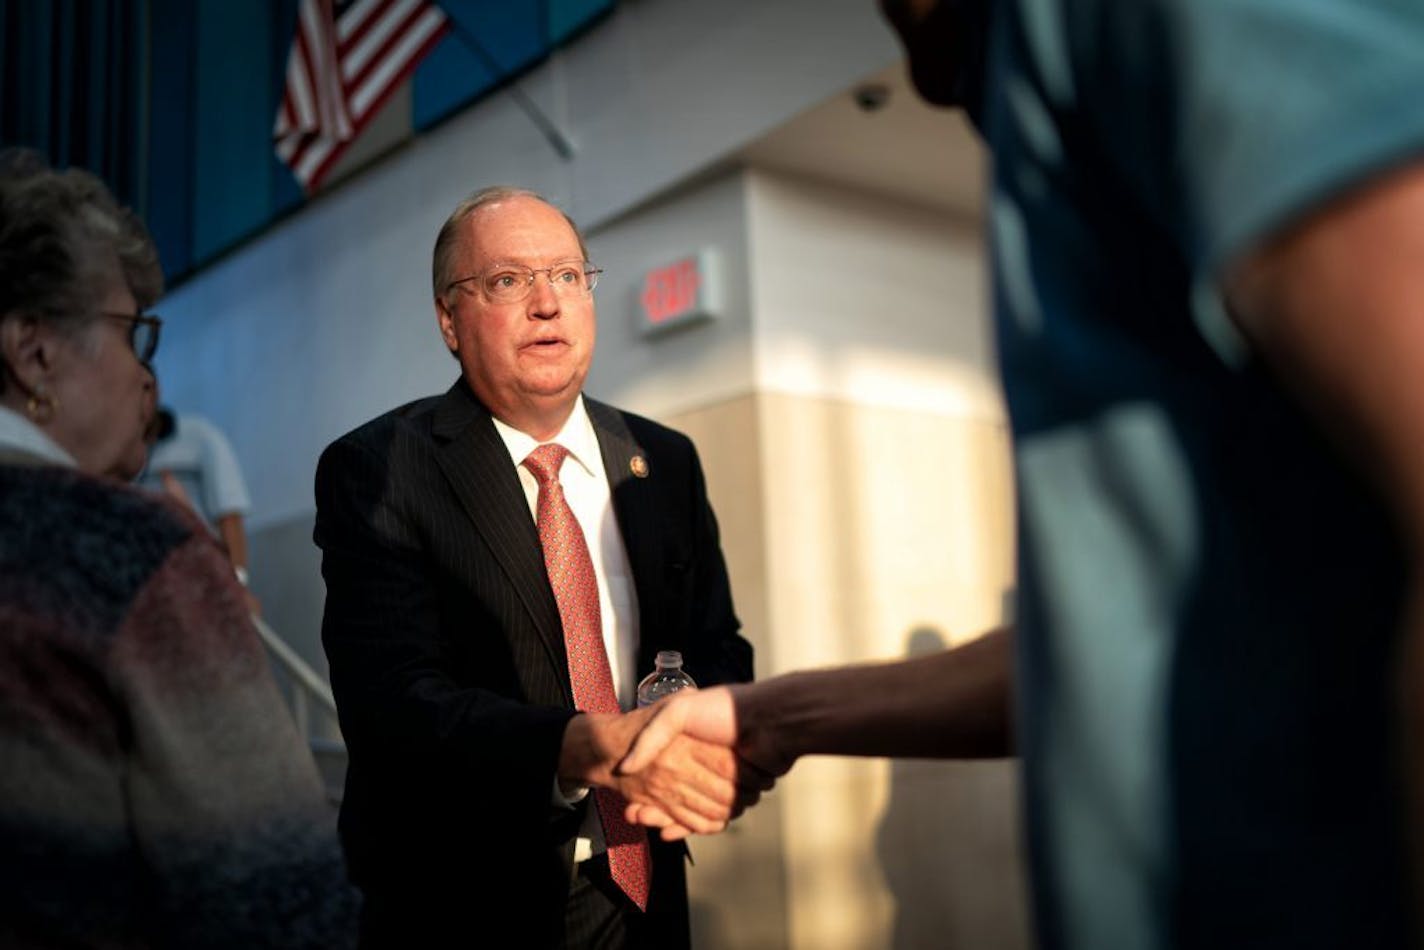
left=142, top=406, right=262, bottom=613
left=623, top=1, right=1424, bottom=947
left=142, top=409, right=253, bottom=569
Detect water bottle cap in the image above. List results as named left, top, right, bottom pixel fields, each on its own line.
left=655, top=650, right=683, bottom=669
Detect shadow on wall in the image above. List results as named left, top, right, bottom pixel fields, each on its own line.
left=874, top=626, right=1032, bottom=950
left=686, top=790, right=791, bottom=949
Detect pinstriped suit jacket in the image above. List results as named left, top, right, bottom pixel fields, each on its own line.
left=314, top=379, right=752, bottom=945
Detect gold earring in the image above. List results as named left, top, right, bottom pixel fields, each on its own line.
left=26, top=389, right=57, bottom=424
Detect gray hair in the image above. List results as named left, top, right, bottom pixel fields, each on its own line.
left=0, top=149, right=163, bottom=391
left=431, top=185, right=589, bottom=299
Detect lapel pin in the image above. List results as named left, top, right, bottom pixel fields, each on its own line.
left=630, top=455, right=649, bottom=478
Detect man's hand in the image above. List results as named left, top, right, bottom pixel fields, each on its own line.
left=610, top=729, right=760, bottom=838
left=558, top=706, right=751, bottom=836
left=616, top=686, right=786, bottom=839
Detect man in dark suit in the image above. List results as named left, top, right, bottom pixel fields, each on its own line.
left=314, top=186, right=755, bottom=948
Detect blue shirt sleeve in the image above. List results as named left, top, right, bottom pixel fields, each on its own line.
left=193, top=416, right=252, bottom=519
left=1086, top=0, right=1424, bottom=279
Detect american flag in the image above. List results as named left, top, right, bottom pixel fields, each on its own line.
left=274, top=0, right=450, bottom=193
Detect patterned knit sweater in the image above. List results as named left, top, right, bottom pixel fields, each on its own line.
left=0, top=459, right=358, bottom=947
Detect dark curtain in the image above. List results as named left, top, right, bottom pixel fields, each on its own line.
left=0, top=0, right=617, bottom=286
left=0, top=0, right=148, bottom=211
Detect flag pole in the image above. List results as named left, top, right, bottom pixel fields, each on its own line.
left=442, top=18, right=577, bottom=161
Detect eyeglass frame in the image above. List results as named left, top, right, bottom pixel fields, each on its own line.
left=444, top=259, right=603, bottom=303
left=98, top=310, right=163, bottom=364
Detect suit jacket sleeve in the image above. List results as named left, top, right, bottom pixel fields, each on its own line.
left=314, top=433, right=574, bottom=825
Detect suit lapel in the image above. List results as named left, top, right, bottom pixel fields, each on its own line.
left=586, top=398, right=663, bottom=672
left=431, top=382, right=570, bottom=701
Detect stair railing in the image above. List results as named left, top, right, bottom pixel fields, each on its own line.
left=252, top=615, right=340, bottom=743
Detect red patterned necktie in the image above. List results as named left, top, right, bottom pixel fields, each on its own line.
left=524, top=443, right=652, bottom=911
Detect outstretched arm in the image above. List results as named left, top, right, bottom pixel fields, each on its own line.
left=622, top=626, right=1013, bottom=836
left=215, top=512, right=261, bottom=616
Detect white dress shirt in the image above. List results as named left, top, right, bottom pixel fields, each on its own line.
left=490, top=395, right=641, bottom=862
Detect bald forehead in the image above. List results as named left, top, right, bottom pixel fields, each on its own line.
left=466, top=194, right=560, bottom=228
left=461, top=196, right=582, bottom=266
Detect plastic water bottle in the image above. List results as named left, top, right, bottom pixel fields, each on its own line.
left=636, top=650, right=697, bottom=707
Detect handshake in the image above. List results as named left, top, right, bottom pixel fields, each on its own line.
left=560, top=628, right=1014, bottom=839
left=560, top=684, right=787, bottom=841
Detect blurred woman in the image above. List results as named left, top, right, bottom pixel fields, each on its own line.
left=0, top=152, right=357, bottom=947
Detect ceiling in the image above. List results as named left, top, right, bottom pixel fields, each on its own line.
left=736, top=62, right=987, bottom=219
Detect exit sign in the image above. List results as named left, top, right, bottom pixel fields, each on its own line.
left=637, top=248, right=721, bottom=336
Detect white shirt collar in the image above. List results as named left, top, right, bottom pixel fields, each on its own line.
left=0, top=405, right=78, bottom=468
left=490, top=394, right=602, bottom=478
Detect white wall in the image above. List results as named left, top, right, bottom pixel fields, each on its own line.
left=581, top=170, right=756, bottom=417
left=747, top=170, right=998, bottom=419
left=730, top=171, right=1023, bottom=950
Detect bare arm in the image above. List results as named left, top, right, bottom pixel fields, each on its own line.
left=1226, top=164, right=1424, bottom=536
left=1225, top=161, right=1424, bottom=908
left=734, top=624, right=1014, bottom=764
left=215, top=512, right=248, bottom=572
left=619, top=626, right=1013, bottom=837
left=215, top=512, right=261, bottom=616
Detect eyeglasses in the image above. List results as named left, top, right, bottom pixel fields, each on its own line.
left=100, top=311, right=162, bottom=364
left=446, top=260, right=603, bottom=304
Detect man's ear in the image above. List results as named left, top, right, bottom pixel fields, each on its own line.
left=435, top=297, right=459, bottom=354
left=0, top=313, right=53, bottom=394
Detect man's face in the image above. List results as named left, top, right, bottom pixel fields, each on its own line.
left=436, top=195, right=595, bottom=436
left=878, top=0, right=978, bottom=108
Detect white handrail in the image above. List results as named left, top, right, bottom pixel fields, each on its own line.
left=252, top=615, right=339, bottom=719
